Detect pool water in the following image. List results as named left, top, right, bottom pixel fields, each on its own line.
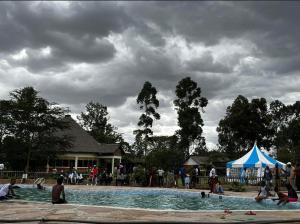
left=14, top=187, right=300, bottom=211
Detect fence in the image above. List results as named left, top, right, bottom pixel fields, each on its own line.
left=195, top=176, right=264, bottom=185
left=0, top=171, right=280, bottom=187
left=0, top=171, right=59, bottom=179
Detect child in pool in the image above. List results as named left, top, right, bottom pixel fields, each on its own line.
left=255, top=181, right=269, bottom=202
left=273, top=184, right=298, bottom=205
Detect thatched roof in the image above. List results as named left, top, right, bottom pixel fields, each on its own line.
left=59, top=115, right=121, bottom=155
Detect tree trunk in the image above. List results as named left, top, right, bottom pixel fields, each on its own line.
left=25, top=146, right=31, bottom=173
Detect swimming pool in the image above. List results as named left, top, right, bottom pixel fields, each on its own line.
left=14, top=186, right=300, bottom=211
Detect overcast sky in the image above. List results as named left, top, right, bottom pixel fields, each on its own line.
left=0, top=2, right=300, bottom=149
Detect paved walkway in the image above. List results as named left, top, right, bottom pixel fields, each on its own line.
left=0, top=185, right=299, bottom=223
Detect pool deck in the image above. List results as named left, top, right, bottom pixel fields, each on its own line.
left=1, top=185, right=300, bottom=223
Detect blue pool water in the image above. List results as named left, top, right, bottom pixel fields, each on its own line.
left=14, top=186, right=300, bottom=211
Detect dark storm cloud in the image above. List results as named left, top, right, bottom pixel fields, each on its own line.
left=125, top=2, right=300, bottom=74
left=185, top=51, right=232, bottom=74
left=124, top=2, right=268, bottom=45
left=1, top=1, right=300, bottom=146
left=0, top=2, right=130, bottom=69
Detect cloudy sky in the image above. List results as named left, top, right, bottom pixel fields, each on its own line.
left=1, top=2, right=300, bottom=148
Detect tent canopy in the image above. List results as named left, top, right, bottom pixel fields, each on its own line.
left=226, top=144, right=285, bottom=169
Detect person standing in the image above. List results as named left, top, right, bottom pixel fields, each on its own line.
left=195, top=166, right=200, bottom=184
left=240, top=168, right=247, bottom=184
left=185, top=174, right=190, bottom=189
left=286, top=162, right=295, bottom=188
left=157, top=168, right=164, bottom=187
left=191, top=167, right=197, bottom=188
left=179, top=167, right=186, bottom=188
left=263, top=166, right=272, bottom=190
left=52, top=177, right=67, bottom=204
left=91, top=165, right=99, bottom=185
left=294, top=162, right=300, bottom=191
left=209, top=167, right=217, bottom=193
left=272, top=163, right=281, bottom=189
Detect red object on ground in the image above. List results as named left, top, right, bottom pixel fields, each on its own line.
left=224, top=209, right=232, bottom=214
left=245, top=211, right=256, bottom=215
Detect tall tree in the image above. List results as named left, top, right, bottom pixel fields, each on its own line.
left=269, top=100, right=288, bottom=134
left=174, top=77, right=208, bottom=158
left=78, top=101, right=123, bottom=144
left=217, top=95, right=273, bottom=158
left=145, top=135, right=182, bottom=171
left=2, top=87, right=71, bottom=172
left=133, top=81, right=160, bottom=156
left=272, top=101, right=300, bottom=162
left=0, top=100, right=13, bottom=161
left=0, top=100, right=13, bottom=143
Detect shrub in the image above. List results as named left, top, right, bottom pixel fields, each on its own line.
left=132, top=165, right=147, bottom=186
left=228, top=181, right=246, bottom=192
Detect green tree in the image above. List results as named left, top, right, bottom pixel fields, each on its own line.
left=78, top=101, right=123, bottom=144
left=133, top=81, right=160, bottom=156
left=0, top=100, right=13, bottom=161
left=269, top=100, right=288, bottom=134
left=132, top=135, right=149, bottom=157
left=0, top=100, right=13, bottom=143
left=2, top=87, right=71, bottom=172
left=217, top=95, right=273, bottom=158
left=174, top=77, right=208, bottom=158
left=273, top=101, right=300, bottom=162
left=2, top=137, right=27, bottom=170
left=145, top=135, right=182, bottom=171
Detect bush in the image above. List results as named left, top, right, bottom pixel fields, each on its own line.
left=228, top=181, right=246, bottom=192
left=132, top=165, right=147, bottom=186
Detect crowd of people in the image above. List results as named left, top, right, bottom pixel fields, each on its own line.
left=59, top=165, right=115, bottom=186
left=254, top=162, right=299, bottom=205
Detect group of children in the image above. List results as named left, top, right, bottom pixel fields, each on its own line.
left=255, top=180, right=298, bottom=205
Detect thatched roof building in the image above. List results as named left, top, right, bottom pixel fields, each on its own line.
left=49, top=115, right=124, bottom=174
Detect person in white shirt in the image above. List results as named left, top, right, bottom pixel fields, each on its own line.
left=255, top=181, right=269, bottom=202
left=157, top=168, right=164, bottom=187
left=0, top=179, right=16, bottom=200
left=209, top=168, right=216, bottom=177
left=185, top=174, right=190, bottom=189
left=209, top=167, right=217, bottom=193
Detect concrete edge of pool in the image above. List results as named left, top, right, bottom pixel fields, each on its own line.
left=1, top=200, right=300, bottom=223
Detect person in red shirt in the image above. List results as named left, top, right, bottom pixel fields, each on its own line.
left=91, top=165, right=99, bottom=185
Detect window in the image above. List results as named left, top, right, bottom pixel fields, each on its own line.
left=63, top=160, right=69, bottom=167
left=78, top=160, right=83, bottom=167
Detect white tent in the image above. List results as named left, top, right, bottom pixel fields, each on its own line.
left=226, top=144, right=285, bottom=169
